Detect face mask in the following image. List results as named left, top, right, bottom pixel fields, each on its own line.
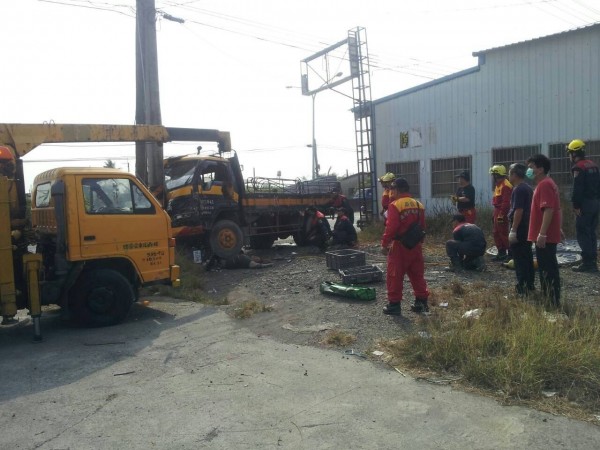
left=526, top=168, right=535, bottom=179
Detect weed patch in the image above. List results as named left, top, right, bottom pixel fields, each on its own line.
left=321, top=329, right=357, bottom=347
left=381, top=288, right=600, bottom=417
left=233, top=300, right=273, bottom=319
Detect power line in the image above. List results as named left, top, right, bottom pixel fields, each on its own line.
left=37, top=0, right=135, bottom=17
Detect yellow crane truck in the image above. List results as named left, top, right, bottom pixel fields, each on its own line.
left=0, top=123, right=231, bottom=338
left=0, top=123, right=337, bottom=339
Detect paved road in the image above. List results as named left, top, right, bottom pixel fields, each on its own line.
left=0, top=299, right=598, bottom=449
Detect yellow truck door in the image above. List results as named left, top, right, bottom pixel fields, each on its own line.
left=75, top=175, right=172, bottom=283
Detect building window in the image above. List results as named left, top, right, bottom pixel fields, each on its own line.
left=492, top=145, right=541, bottom=174
left=431, top=157, right=471, bottom=197
left=549, top=140, right=600, bottom=192
left=386, top=161, right=420, bottom=198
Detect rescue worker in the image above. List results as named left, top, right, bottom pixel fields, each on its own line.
left=303, top=206, right=331, bottom=250
left=508, top=163, right=535, bottom=295
left=381, top=177, right=429, bottom=315
left=445, top=214, right=486, bottom=272
left=332, top=207, right=357, bottom=246
left=379, top=172, right=395, bottom=222
left=328, top=187, right=354, bottom=224
left=490, top=164, right=513, bottom=261
left=451, top=170, right=476, bottom=224
left=567, top=139, right=600, bottom=272
left=526, top=154, right=562, bottom=307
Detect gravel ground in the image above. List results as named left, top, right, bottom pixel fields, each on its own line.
left=198, top=236, right=600, bottom=354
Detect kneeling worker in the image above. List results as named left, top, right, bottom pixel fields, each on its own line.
left=446, top=214, right=486, bottom=272
left=332, top=207, right=357, bottom=246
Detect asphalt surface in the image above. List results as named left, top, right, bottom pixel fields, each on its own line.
left=0, top=299, right=598, bottom=449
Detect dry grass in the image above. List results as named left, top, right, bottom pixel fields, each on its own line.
left=380, top=283, right=600, bottom=420
left=233, top=300, right=273, bottom=319
left=321, top=329, right=357, bottom=347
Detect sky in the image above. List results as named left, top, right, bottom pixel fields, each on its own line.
left=2, top=0, right=600, bottom=190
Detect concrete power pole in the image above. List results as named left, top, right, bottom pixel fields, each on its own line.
left=135, top=0, right=162, bottom=189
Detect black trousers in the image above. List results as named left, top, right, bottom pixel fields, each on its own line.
left=446, top=240, right=484, bottom=259
left=535, top=243, right=560, bottom=306
left=576, top=198, right=599, bottom=265
left=510, top=240, right=535, bottom=294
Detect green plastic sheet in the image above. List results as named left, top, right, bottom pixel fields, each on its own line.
left=319, top=281, right=376, bottom=301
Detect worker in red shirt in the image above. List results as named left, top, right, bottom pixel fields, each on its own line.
left=526, top=154, right=563, bottom=307
left=381, top=177, right=429, bottom=316
left=490, top=165, right=513, bottom=261
left=327, top=187, right=354, bottom=224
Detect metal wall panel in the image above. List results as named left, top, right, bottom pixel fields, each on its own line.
left=373, top=25, right=600, bottom=209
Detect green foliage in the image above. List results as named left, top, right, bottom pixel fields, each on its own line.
left=358, top=221, right=385, bottom=242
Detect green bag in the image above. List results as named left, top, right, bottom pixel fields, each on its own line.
left=319, top=281, right=376, bottom=301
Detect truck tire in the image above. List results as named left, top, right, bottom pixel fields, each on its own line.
left=210, top=219, right=244, bottom=258
left=249, top=234, right=276, bottom=249
left=70, top=269, right=135, bottom=327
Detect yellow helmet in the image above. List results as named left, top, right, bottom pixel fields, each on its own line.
left=489, top=165, right=507, bottom=176
left=567, top=139, right=585, bottom=152
left=379, top=172, right=395, bottom=182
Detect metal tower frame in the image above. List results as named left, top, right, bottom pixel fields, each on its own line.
left=348, top=27, right=375, bottom=228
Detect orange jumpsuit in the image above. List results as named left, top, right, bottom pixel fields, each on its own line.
left=492, top=178, right=513, bottom=252
left=381, top=193, right=429, bottom=303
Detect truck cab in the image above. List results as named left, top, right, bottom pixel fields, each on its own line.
left=31, top=167, right=179, bottom=326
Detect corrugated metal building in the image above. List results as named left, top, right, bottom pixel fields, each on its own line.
left=372, top=23, right=600, bottom=211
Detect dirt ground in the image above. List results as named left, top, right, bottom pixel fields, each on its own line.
left=197, top=236, right=600, bottom=355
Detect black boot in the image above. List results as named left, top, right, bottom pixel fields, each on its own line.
left=383, top=302, right=402, bottom=316
left=411, top=298, right=429, bottom=313
left=572, top=260, right=599, bottom=272
left=493, top=249, right=507, bottom=262
left=444, top=257, right=463, bottom=272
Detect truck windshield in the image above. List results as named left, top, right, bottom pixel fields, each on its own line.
left=165, top=160, right=197, bottom=191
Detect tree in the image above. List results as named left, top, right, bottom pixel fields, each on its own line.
left=104, top=159, right=116, bottom=168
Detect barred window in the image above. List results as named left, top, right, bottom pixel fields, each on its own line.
left=492, top=145, right=541, bottom=175
left=385, top=161, right=420, bottom=199
left=549, top=140, right=600, bottom=192
left=431, top=157, right=471, bottom=197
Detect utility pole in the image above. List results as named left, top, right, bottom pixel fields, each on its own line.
left=135, top=0, right=162, bottom=189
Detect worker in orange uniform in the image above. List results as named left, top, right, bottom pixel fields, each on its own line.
left=378, top=172, right=395, bottom=223
left=490, top=165, right=513, bottom=261
left=381, top=177, right=429, bottom=316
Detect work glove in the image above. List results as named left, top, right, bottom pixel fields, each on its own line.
left=496, top=216, right=504, bottom=224
left=508, top=231, right=518, bottom=245
left=450, top=195, right=458, bottom=204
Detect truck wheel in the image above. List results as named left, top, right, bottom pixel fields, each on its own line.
left=250, top=234, right=276, bottom=249
left=210, top=220, right=244, bottom=258
left=70, top=269, right=134, bottom=327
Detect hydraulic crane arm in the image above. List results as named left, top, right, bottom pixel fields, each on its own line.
left=0, top=123, right=170, bottom=157
left=0, top=123, right=232, bottom=158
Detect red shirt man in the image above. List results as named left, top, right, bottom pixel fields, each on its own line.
left=526, top=154, right=562, bottom=306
